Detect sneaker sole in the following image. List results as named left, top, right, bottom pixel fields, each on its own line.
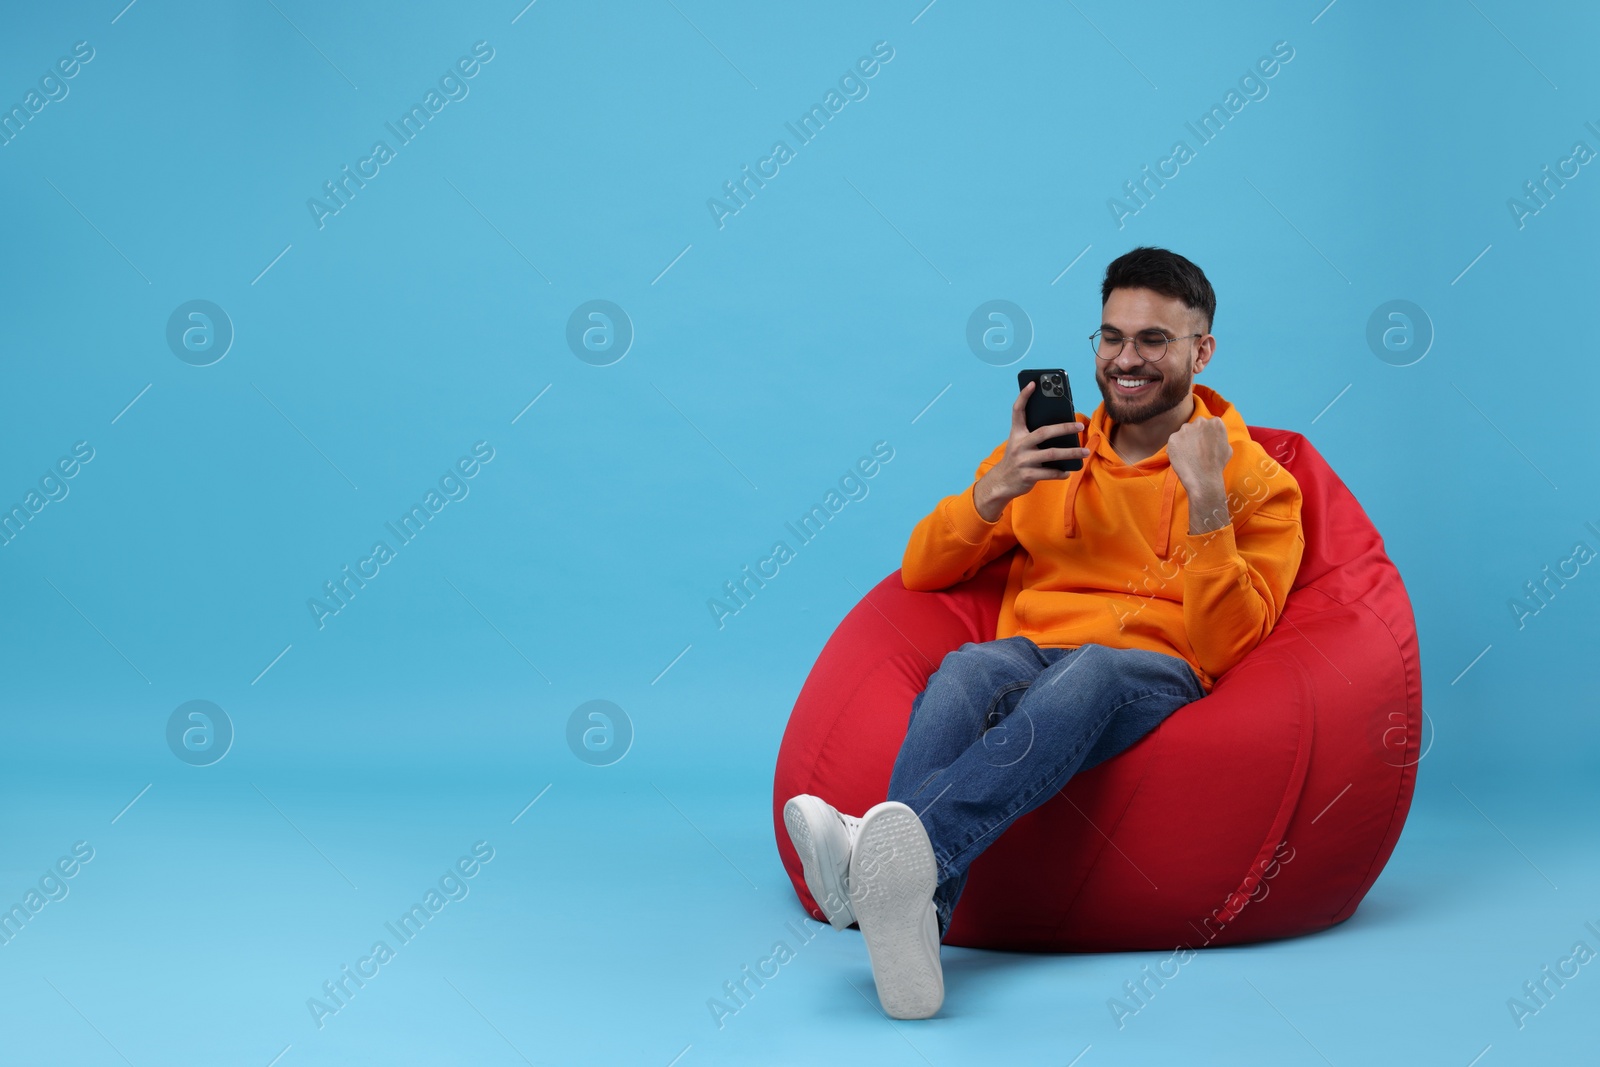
left=783, top=796, right=854, bottom=930
left=850, top=803, right=943, bottom=1019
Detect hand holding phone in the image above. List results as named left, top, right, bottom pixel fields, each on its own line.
left=1016, top=369, right=1081, bottom=473
left=972, top=371, right=1092, bottom=523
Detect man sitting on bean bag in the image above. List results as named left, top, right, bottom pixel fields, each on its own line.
left=783, top=245, right=1305, bottom=1020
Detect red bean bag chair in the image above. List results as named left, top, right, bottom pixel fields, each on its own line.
left=772, top=427, right=1422, bottom=951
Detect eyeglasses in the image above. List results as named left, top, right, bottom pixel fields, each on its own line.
left=1090, top=328, right=1203, bottom=364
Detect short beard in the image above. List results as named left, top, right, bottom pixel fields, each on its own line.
left=1095, top=363, right=1191, bottom=427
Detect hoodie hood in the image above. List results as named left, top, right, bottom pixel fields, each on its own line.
left=1060, top=383, right=1252, bottom=558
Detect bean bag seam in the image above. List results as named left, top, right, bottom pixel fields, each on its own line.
left=793, top=579, right=974, bottom=790
left=779, top=645, right=928, bottom=919
left=1041, top=718, right=1165, bottom=942
left=1323, top=593, right=1421, bottom=923
left=1212, top=652, right=1316, bottom=938
left=794, top=653, right=916, bottom=800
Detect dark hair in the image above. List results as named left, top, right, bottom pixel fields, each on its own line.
left=1100, top=246, right=1216, bottom=333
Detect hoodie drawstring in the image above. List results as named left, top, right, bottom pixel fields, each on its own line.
left=1061, top=466, right=1085, bottom=537
left=1062, top=459, right=1178, bottom=560
left=1152, top=467, right=1176, bottom=559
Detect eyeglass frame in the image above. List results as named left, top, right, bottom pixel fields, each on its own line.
left=1089, top=327, right=1204, bottom=364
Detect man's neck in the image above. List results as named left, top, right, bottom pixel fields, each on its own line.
left=1110, top=392, right=1196, bottom=465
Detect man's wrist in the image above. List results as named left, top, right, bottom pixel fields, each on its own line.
left=973, top=478, right=1005, bottom=524
left=1186, top=479, right=1231, bottom=534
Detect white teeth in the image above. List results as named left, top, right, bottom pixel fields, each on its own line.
left=1116, top=377, right=1154, bottom=388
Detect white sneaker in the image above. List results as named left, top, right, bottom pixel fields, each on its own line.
left=849, top=801, right=944, bottom=1020
left=783, top=794, right=863, bottom=930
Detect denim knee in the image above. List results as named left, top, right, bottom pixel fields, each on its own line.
left=935, top=636, right=1040, bottom=683
left=1054, top=643, right=1203, bottom=700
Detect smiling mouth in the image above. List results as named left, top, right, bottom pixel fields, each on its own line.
left=1112, top=375, right=1158, bottom=393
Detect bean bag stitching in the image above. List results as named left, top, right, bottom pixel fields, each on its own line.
left=1041, top=711, right=1168, bottom=943
left=791, top=578, right=975, bottom=773
left=1209, top=653, right=1316, bottom=939
left=790, top=651, right=925, bottom=798
left=1240, top=428, right=1422, bottom=927
left=778, top=643, right=940, bottom=918
left=1323, top=594, right=1422, bottom=924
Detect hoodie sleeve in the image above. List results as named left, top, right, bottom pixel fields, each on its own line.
left=901, top=442, right=1017, bottom=591
left=1180, top=461, right=1304, bottom=681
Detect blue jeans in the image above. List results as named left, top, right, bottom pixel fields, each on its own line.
left=885, top=636, right=1206, bottom=937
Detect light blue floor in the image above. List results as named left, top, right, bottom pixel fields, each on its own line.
left=1, top=759, right=1592, bottom=1066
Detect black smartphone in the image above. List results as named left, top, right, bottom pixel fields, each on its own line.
left=1016, top=368, right=1081, bottom=473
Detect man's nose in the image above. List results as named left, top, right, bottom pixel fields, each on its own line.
left=1111, top=351, right=1144, bottom=373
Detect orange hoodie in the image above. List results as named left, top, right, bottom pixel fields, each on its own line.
left=901, top=384, right=1303, bottom=693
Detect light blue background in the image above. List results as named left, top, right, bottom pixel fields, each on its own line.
left=1, top=1, right=1595, bottom=1064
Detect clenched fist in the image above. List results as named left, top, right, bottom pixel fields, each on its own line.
left=1167, top=416, right=1232, bottom=534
